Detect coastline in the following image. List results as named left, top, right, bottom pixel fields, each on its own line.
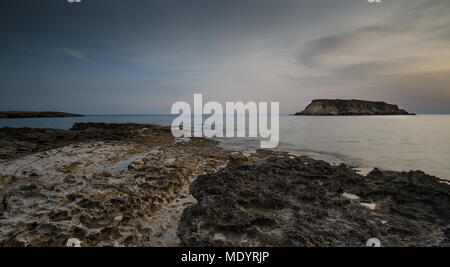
left=0, top=111, right=83, bottom=119
left=0, top=123, right=449, bottom=246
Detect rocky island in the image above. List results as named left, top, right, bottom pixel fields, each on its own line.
left=295, top=99, right=414, bottom=116
left=0, top=111, right=83, bottom=119
left=0, top=123, right=448, bottom=247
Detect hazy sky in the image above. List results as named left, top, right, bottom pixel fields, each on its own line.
left=1, top=0, right=449, bottom=114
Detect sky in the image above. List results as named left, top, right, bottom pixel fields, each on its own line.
left=0, top=0, right=449, bottom=114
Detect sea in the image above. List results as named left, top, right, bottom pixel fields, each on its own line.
left=1, top=114, right=449, bottom=180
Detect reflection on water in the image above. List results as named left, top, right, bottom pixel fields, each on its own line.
left=1, top=114, right=449, bottom=179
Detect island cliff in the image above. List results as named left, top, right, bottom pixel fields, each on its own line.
left=0, top=111, right=83, bottom=119
left=295, top=99, right=414, bottom=116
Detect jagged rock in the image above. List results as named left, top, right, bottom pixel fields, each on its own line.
left=177, top=155, right=449, bottom=247
left=295, top=99, right=414, bottom=116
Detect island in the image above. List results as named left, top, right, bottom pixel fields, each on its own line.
left=0, top=111, right=84, bottom=119
left=295, top=99, right=415, bottom=116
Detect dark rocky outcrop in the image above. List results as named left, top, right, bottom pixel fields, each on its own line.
left=0, top=111, right=83, bottom=119
left=177, top=153, right=450, bottom=247
left=0, top=123, right=170, bottom=160
left=295, top=99, right=414, bottom=115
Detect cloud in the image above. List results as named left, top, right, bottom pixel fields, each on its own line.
left=56, top=48, right=91, bottom=63
left=1, top=0, right=450, bottom=113
left=296, top=0, right=450, bottom=76
left=283, top=0, right=450, bottom=113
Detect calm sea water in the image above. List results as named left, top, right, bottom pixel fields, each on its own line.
left=1, top=114, right=449, bottom=179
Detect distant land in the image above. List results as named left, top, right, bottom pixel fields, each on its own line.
left=0, top=111, right=84, bottom=119
left=295, top=99, right=415, bottom=116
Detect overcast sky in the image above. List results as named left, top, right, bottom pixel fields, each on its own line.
left=1, top=0, right=449, bottom=114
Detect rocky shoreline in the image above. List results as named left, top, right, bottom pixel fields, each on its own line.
left=0, top=123, right=169, bottom=160
left=0, top=123, right=448, bottom=246
left=178, top=152, right=449, bottom=246
left=0, top=123, right=231, bottom=246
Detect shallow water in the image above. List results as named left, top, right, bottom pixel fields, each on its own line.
left=1, top=114, right=449, bottom=179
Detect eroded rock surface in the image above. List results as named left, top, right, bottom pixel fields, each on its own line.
left=0, top=123, right=232, bottom=247
left=178, top=153, right=450, bottom=247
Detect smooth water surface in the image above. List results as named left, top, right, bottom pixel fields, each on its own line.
left=1, top=114, right=449, bottom=179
